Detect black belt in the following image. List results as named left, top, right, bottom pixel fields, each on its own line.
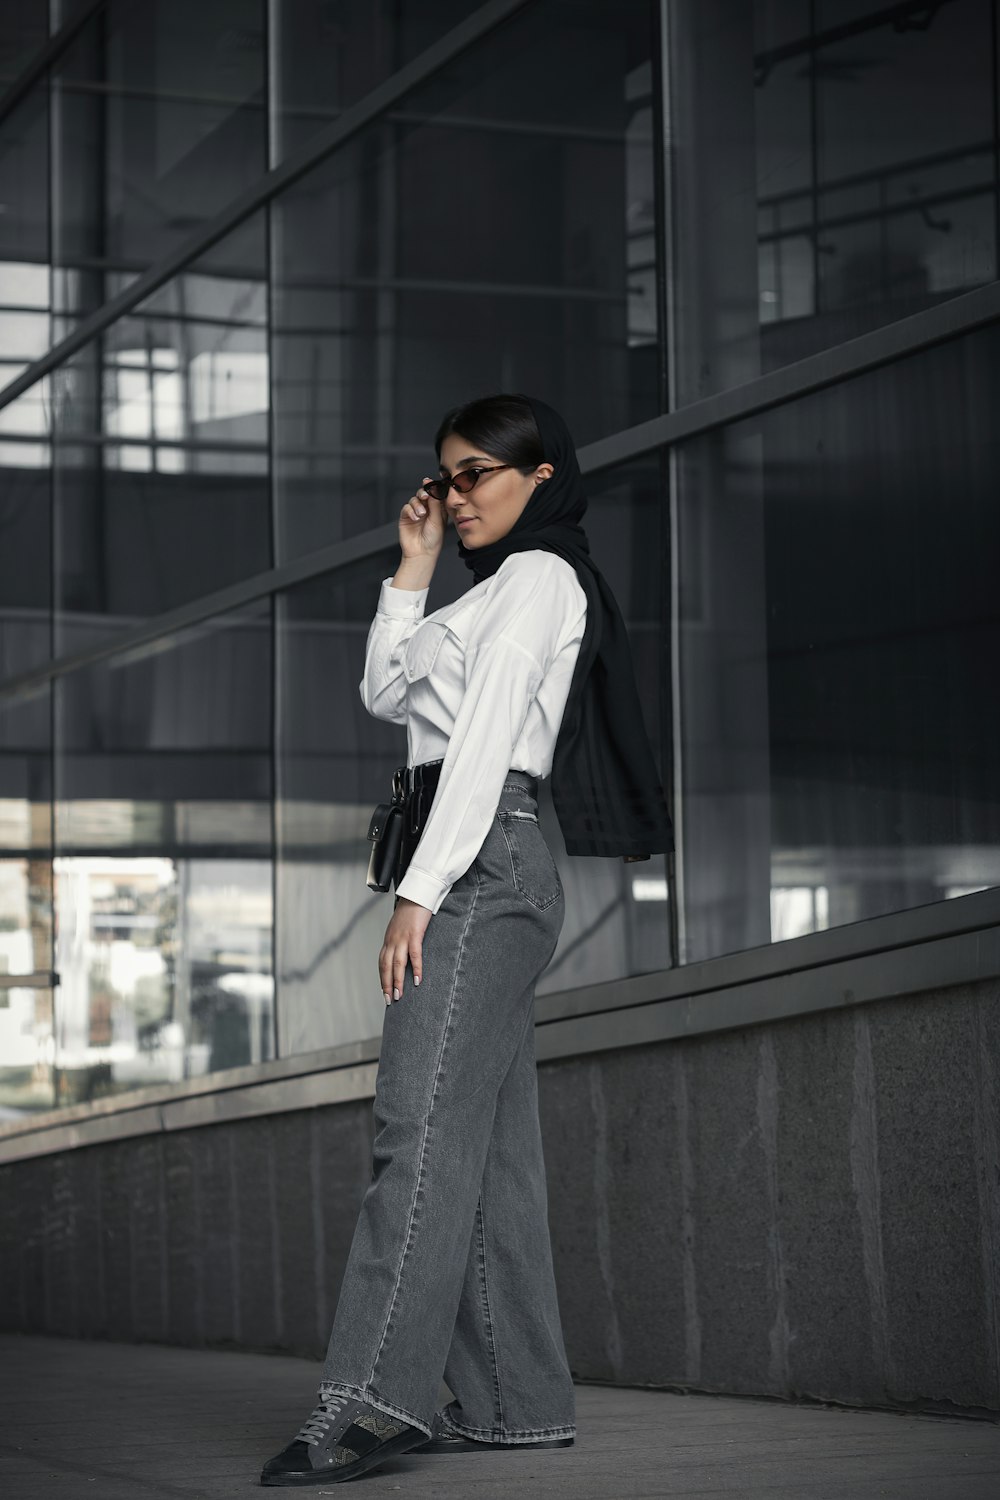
left=393, top=758, right=445, bottom=835
left=366, top=760, right=539, bottom=896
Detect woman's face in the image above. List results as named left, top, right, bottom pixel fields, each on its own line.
left=437, top=432, right=553, bottom=549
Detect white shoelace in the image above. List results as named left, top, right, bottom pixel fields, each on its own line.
left=295, top=1391, right=349, bottom=1446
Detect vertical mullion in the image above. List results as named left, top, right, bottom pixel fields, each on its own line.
left=46, top=22, right=61, bottom=1108
left=656, top=0, right=681, bottom=968
left=264, top=0, right=280, bottom=1060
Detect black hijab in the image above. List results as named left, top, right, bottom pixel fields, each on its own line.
left=454, top=394, right=675, bottom=861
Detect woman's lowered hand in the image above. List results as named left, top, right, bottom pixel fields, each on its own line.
left=380, top=896, right=432, bottom=1003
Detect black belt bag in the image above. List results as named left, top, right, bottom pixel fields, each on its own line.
left=366, top=759, right=445, bottom=893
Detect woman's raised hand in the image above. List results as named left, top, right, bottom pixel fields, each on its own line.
left=399, top=479, right=449, bottom=559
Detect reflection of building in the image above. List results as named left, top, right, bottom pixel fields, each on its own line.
left=1, top=1, right=999, bottom=1419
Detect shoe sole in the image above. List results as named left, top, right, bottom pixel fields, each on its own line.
left=414, top=1434, right=575, bottom=1452
left=260, top=1426, right=430, bottom=1485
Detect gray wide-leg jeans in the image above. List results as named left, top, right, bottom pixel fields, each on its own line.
left=318, top=771, right=576, bottom=1444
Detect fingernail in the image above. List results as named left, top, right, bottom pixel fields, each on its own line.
left=414, top=975, right=421, bottom=986
left=383, top=992, right=391, bottom=1004
left=393, top=987, right=400, bottom=1000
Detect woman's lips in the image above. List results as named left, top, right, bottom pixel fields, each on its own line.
left=456, top=517, right=477, bottom=527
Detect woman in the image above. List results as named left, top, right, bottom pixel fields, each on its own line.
left=261, top=393, right=674, bottom=1487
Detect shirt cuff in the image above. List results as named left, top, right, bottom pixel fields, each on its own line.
left=377, top=576, right=429, bottom=618
left=394, top=863, right=451, bottom=914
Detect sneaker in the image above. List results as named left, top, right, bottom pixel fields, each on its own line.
left=259, top=1390, right=430, bottom=1486
left=413, top=1408, right=574, bottom=1453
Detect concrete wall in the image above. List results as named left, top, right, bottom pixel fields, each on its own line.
left=2, top=976, right=998, bottom=1417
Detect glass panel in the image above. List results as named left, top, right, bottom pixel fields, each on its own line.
left=668, top=0, right=997, bottom=403
left=271, top=0, right=661, bottom=561
left=676, top=322, right=1000, bottom=964
left=0, top=860, right=51, bottom=977
left=51, top=213, right=270, bottom=656
left=51, top=0, right=266, bottom=331
left=0, top=689, right=54, bottom=1118
left=0, top=1, right=49, bottom=90
left=272, top=0, right=474, bottom=160
left=0, top=88, right=49, bottom=395
left=0, top=99, right=51, bottom=681
left=52, top=602, right=274, bottom=1102
left=0, top=384, right=51, bottom=680
left=0, top=987, right=56, bottom=1117
left=0, top=693, right=52, bottom=860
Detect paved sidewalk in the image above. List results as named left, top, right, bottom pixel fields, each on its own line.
left=2, top=1332, right=999, bottom=1499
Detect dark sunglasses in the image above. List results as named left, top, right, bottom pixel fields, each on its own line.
left=421, top=465, right=512, bottom=503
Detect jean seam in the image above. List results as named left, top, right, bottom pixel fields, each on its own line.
left=475, top=1193, right=504, bottom=1429
left=497, top=814, right=518, bottom=887
left=317, top=1380, right=432, bottom=1439
left=369, top=878, right=481, bottom=1389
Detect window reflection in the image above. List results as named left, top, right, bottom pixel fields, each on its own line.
left=676, top=320, right=1000, bottom=963
left=1, top=0, right=998, bottom=1117
left=271, top=0, right=473, bottom=160
left=51, top=605, right=275, bottom=1103
left=271, top=0, right=661, bottom=562
left=0, top=82, right=50, bottom=465
left=0, top=6, right=50, bottom=85
left=669, top=0, right=997, bottom=401
left=50, top=0, right=266, bottom=330
left=0, top=687, right=53, bottom=1117
left=0, top=987, right=55, bottom=1117
left=52, top=854, right=273, bottom=1102
left=50, top=216, right=270, bottom=643
left=0, top=848, right=53, bottom=1120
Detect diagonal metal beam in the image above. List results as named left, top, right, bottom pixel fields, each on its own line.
left=0, top=0, right=114, bottom=130
left=0, top=521, right=399, bottom=704
left=579, top=277, right=1000, bottom=473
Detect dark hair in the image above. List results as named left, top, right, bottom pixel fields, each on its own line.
left=433, top=392, right=544, bottom=474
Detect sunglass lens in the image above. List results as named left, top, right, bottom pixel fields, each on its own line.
left=452, top=471, right=477, bottom=494
left=424, top=480, right=449, bottom=501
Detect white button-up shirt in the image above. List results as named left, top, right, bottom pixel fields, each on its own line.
left=360, top=550, right=588, bottom=914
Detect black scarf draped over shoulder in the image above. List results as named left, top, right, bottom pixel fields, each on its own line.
left=455, top=394, right=675, bottom=861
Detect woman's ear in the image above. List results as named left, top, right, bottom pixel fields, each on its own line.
left=535, top=462, right=554, bottom=484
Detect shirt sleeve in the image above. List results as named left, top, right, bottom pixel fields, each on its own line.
left=359, top=577, right=430, bottom=725
left=394, top=552, right=576, bottom=914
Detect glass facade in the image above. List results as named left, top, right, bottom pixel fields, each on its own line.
left=1, top=0, right=998, bottom=1114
